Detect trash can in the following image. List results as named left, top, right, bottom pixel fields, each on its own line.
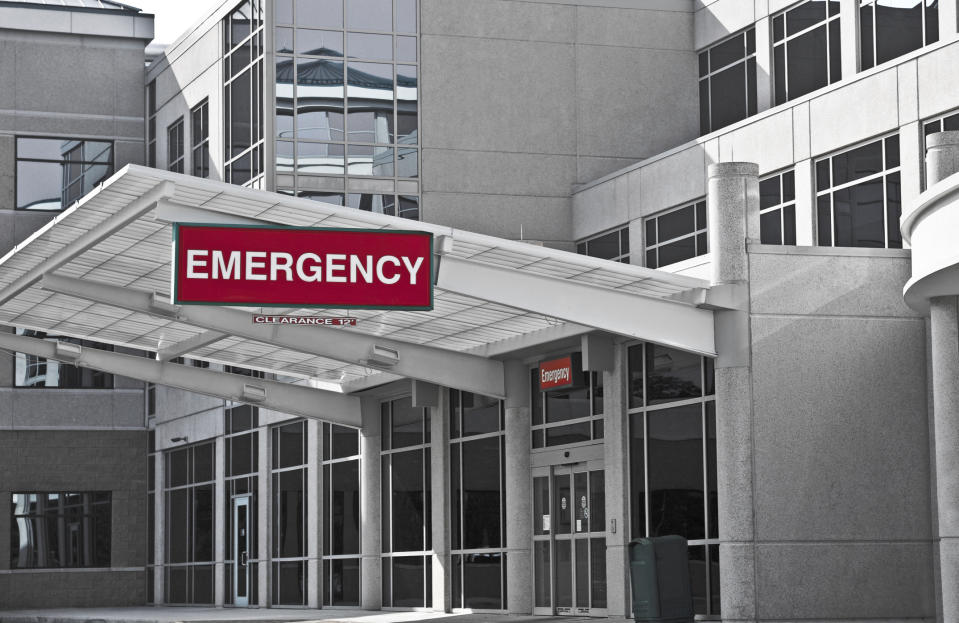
left=628, top=535, right=694, bottom=623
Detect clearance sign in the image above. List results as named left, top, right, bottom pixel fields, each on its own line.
left=173, top=224, right=433, bottom=309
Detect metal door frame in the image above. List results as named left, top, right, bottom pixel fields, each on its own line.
left=232, top=494, right=252, bottom=607
left=532, top=459, right=607, bottom=617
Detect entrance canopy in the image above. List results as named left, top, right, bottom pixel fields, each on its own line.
left=0, top=166, right=716, bottom=424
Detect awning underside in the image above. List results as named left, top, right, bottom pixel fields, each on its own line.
left=0, top=165, right=715, bottom=408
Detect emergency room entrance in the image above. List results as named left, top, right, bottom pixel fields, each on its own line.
left=532, top=459, right=607, bottom=616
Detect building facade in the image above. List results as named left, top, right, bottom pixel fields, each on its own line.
left=0, top=1, right=958, bottom=622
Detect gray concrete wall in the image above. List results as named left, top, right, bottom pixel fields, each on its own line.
left=420, top=0, right=698, bottom=246
left=148, top=24, right=225, bottom=181
left=0, top=19, right=150, bottom=426
left=744, top=246, right=935, bottom=621
left=0, top=429, right=148, bottom=608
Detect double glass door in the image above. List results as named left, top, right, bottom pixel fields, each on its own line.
left=533, top=462, right=607, bottom=616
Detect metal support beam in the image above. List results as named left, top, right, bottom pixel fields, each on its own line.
left=153, top=199, right=266, bottom=227
left=0, top=180, right=175, bottom=306
left=41, top=273, right=506, bottom=398
left=157, top=329, right=228, bottom=361
left=0, top=331, right=360, bottom=426
left=436, top=255, right=716, bottom=356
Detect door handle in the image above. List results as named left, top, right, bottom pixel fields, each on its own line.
left=240, top=551, right=248, bottom=567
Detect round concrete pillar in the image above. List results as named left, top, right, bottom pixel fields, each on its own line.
left=707, top=162, right=760, bottom=286
left=707, top=162, right=760, bottom=621
left=925, top=131, right=959, bottom=623
left=926, top=131, right=959, bottom=187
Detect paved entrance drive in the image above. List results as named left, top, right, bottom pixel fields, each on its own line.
left=0, top=608, right=608, bottom=623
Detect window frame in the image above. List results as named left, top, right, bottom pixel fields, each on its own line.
left=576, top=226, right=630, bottom=263
left=759, top=169, right=797, bottom=245
left=14, top=136, right=115, bottom=212
left=10, top=491, right=112, bottom=570
left=643, top=199, right=708, bottom=269
left=448, top=390, right=508, bottom=612
left=147, top=80, right=157, bottom=168
left=698, top=27, right=757, bottom=134
left=191, top=99, right=211, bottom=178
left=814, top=132, right=902, bottom=249
left=626, top=341, right=719, bottom=616
left=168, top=117, right=185, bottom=173
left=859, top=0, right=939, bottom=71
left=772, top=0, right=841, bottom=105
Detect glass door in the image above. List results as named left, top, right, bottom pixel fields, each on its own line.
left=532, top=462, right=607, bottom=616
left=233, top=495, right=251, bottom=607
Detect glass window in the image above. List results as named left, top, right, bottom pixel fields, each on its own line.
left=277, top=0, right=420, bottom=217
left=10, top=492, right=111, bottom=568
left=191, top=100, right=210, bottom=178
left=224, top=0, right=264, bottom=188
left=163, top=442, right=216, bottom=604
left=628, top=342, right=718, bottom=616
left=168, top=117, right=185, bottom=173
left=816, top=134, right=902, bottom=248
left=577, top=226, right=630, bottom=263
left=698, top=28, right=757, bottom=134
left=448, top=390, right=507, bottom=610
left=321, top=421, right=362, bottom=606
left=147, top=80, right=157, bottom=167
left=759, top=170, right=797, bottom=245
left=530, top=366, right=603, bottom=450
left=272, top=420, right=308, bottom=606
left=860, top=0, right=938, bottom=71
left=772, top=0, right=841, bottom=104
left=644, top=200, right=708, bottom=269
left=13, top=329, right=113, bottom=388
left=16, top=137, right=113, bottom=210
left=381, top=396, right=431, bottom=607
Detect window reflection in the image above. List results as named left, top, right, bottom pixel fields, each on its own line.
left=860, top=0, right=938, bottom=70
left=11, top=492, right=111, bottom=569
left=16, top=138, right=113, bottom=211
left=14, top=329, right=113, bottom=388
left=276, top=0, right=420, bottom=216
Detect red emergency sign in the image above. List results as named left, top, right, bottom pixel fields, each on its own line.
left=173, top=224, right=433, bottom=309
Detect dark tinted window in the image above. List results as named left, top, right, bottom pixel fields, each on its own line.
left=10, top=492, right=111, bottom=568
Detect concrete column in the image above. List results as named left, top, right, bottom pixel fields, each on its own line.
left=153, top=450, right=164, bottom=603
left=214, top=435, right=226, bottom=605
left=754, top=16, right=773, bottom=113
left=707, top=162, right=759, bottom=623
left=926, top=131, right=959, bottom=623
left=930, top=297, right=959, bottom=623
left=840, top=0, right=859, bottom=76
left=603, top=342, right=630, bottom=617
left=429, top=393, right=451, bottom=612
left=306, top=420, right=322, bottom=608
left=360, top=398, right=382, bottom=610
left=257, top=424, right=269, bottom=607
left=926, top=132, right=959, bottom=185
left=504, top=360, right=532, bottom=614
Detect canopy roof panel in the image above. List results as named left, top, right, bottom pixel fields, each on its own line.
left=0, top=165, right=714, bottom=395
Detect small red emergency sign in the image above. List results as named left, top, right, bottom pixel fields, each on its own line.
left=173, top=224, right=433, bottom=309
left=539, top=355, right=576, bottom=391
